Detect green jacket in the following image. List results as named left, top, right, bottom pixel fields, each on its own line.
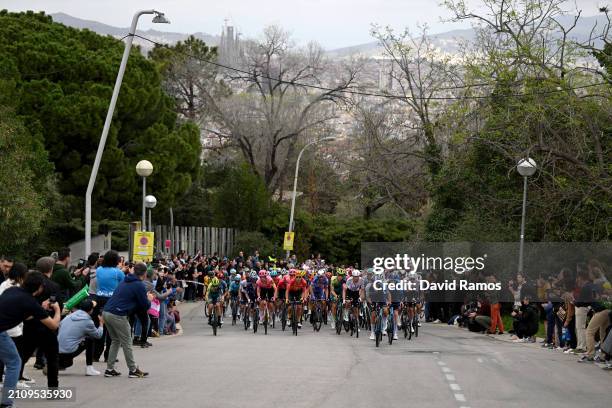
left=52, top=263, right=83, bottom=300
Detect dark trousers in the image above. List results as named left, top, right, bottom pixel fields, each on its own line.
left=185, top=282, right=196, bottom=301
left=129, top=309, right=149, bottom=343
left=21, top=324, right=59, bottom=387
left=59, top=341, right=91, bottom=368
left=0, top=335, right=25, bottom=380
left=93, top=296, right=112, bottom=362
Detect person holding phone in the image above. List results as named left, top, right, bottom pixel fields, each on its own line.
left=0, top=271, right=61, bottom=407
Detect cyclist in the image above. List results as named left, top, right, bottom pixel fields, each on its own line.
left=366, top=269, right=388, bottom=340
left=309, top=269, right=329, bottom=325
left=343, top=269, right=365, bottom=331
left=256, top=269, right=276, bottom=324
left=229, top=274, right=241, bottom=319
left=240, top=270, right=258, bottom=329
left=386, top=270, right=404, bottom=340
left=286, top=270, right=309, bottom=329
left=330, top=268, right=347, bottom=330
left=270, top=269, right=282, bottom=319
left=206, top=277, right=224, bottom=327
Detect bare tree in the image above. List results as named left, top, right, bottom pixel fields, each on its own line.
left=370, top=25, right=464, bottom=179
left=201, top=26, right=360, bottom=193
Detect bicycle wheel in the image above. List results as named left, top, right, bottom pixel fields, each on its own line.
left=243, top=306, right=249, bottom=331
left=335, top=303, right=342, bottom=335
left=401, top=313, right=408, bottom=339
left=292, top=303, right=298, bottom=336
left=253, top=307, right=259, bottom=334
left=272, top=308, right=276, bottom=329
left=387, top=316, right=394, bottom=345
left=281, top=304, right=287, bottom=331
left=414, top=317, right=419, bottom=338
left=212, top=308, right=218, bottom=336
left=313, top=304, right=322, bottom=332
left=408, top=318, right=413, bottom=340
left=204, top=301, right=210, bottom=317
left=264, top=309, right=268, bottom=335
left=232, top=301, right=238, bottom=326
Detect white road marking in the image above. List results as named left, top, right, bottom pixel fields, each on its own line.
left=437, top=361, right=446, bottom=366
left=449, top=383, right=461, bottom=391
left=441, top=367, right=451, bottom=373
left=455, top=393, right=467, bottom=402
left=477, top=357, right=483, bottom=363
left=445, top=374, right=456, bottom=381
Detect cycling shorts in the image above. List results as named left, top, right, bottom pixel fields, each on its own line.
left=288, top=290, right=303, bottom=302
left=259, top=287, right=274, bottom=301
left=277, top=288, right=286, bottom=300
left=311, top=289, right=326, bottom=301
left=346, top=289, right=360, bottom=303
left=207, top=292, right=222, bottom=303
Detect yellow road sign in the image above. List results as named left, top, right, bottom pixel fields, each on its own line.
left=133, top=231, right=154, bottom=262
left=283, top=231, right=295, bottom=251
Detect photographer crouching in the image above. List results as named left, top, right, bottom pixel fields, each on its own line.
left=511, top=293, right=539, bottom=343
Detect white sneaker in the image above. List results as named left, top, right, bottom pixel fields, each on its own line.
left=17, top=381, right=31, bottom=389
left=417, top=322, right=421, bottom=327
left=411, top=326, right=415, bottom=333
left=393, top=333, right=399, bottom=340
left=331, top=322, right=335, bottom=329
left=86, top=366, right=101, bottom=376
left=370, top=332, right=375, bottom=340
left=297, top=323, right=302, bottom=329
left=433, top=319, right=441, bottom=324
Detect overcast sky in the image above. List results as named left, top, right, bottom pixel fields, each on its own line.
left=1, top=0, right=605, bottom=48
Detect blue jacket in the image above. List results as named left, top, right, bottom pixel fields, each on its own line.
left=103, top=274, right=150, bottom=316
left=95, top=267, right=125, bottom=298
left=58, top=309, right=103, bottom=354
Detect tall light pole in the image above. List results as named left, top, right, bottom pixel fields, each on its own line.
left=286, top=137, right=336, bottom=259
left=84, top=10, right=170, bottom=257
left=145, top=195, right=157, bottom=232
left=136, top=160, right=154, bottom=231
left=516, top=157, right=537, bottom=276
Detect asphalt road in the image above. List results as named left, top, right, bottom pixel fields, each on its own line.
left=17, top=302, right=611, bottom=408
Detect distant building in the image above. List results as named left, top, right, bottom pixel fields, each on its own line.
left=219, top=21, right=242, bottom=68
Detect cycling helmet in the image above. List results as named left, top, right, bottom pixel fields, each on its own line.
left=234, top=275, right=241, bottom=282
left=352, top=270, right=361, bottom=277
left=207, top=270, right=215, bottom=276
left=296, top=270, right=306, bottom=277
left=270, top=270, right=279, bottom=277
left=288, top=269, right=297, bottom=276
left=249, top=271, right=258, bottom=280
left=210, top=277, right=220, bottom=287
left=230, top=268, right=237, bottom=274
left=317, top=269, right=325, bottom=276
left=258, top=269, right=268, bottom=277
left=337, top=268, right=346, bottom=276
left=280, top=268, right=288, bottom=276
left=366, top=268, right=374, bottom=274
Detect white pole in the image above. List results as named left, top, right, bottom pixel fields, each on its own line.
left=142, top=177, right=147, bottom=231
left=286, top=137, right=334, bottom=259
left=85, top=10, right=157, bottom=258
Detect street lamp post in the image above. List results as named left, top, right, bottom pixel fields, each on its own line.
left=286, top=137, right=336, bottom=259
left=84, top=10, right=169, bottom=257
left=136, top=160, right=154, bottom=231
left=145, top=195, right=157, bottom=232
left=516, top=157, right=537, bottom=276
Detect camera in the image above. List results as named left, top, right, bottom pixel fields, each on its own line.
left=49, top=295, right=56, bottom=305
left=77, top=258, right=86, bottom=269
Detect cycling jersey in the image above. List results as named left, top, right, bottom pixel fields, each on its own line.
left=346, top=277, right=365, bottom=292
left=277, top=275, right=290, bottom=290
left=330, top=276, right=345, bottom=297
left=240, top=280, right=257, bottom=302
left=256, top=276, right=274, bottom=289
left=287, top=278, right=308, bottom=292
left=311, top=275, right=328, bottom=300
left=229, top=281, right=240, bottom=296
